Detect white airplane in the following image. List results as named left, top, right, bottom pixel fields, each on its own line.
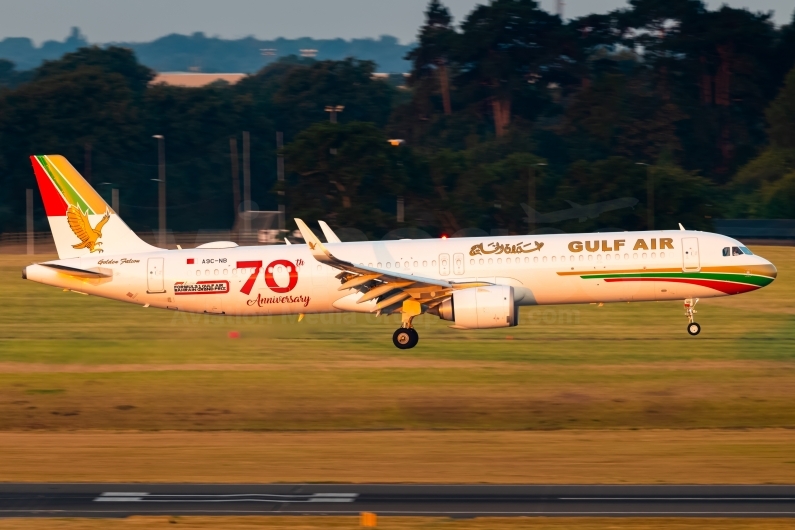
left=24, top=155, right=777, bottom=349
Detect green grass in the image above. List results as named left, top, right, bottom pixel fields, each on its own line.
left=1, top=247, right=794, bottom=431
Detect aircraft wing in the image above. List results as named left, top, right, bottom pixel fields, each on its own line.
left=294, top=218, right=487, bottom=315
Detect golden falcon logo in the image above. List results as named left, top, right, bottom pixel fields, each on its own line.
left=66, top=205, right=110, bottom=253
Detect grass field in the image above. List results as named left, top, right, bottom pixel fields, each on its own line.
left=1, top=248, right=794, bottom=431
left=1, top=247, right=794, bottom=483
left=2, top=430, right=794, bottom=483
left=1, top=517, right=794, bottom=530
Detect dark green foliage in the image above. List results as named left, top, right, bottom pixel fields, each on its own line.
left=283, top=122, right=405, bottom=236
left=34, top=46, right=155, bottom=93
left=728, top=67, right=795, bottom=219
left=1, top=1, right=794, bottom=237
left=767, top=68, right=795, bottom=149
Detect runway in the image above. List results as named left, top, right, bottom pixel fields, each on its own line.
left=1, top=484, right=795, bottom=517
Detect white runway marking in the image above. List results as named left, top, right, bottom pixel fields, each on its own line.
left=94, top=492, right=147, bottom=502
left=94, top=492, right=358, bottom=503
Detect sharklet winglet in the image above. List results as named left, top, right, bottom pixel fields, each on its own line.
left=318, top=220, right=342, bottom=243
left=294, top=218, right=334, bottom=264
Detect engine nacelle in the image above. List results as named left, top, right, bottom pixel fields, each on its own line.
left=434, top=285, right=517, bottom=329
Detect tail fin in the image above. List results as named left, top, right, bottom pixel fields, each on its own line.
left=30, top=155, right=158, bottom=259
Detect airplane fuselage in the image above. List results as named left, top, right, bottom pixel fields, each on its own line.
left=25, top=230, right=777, bottom=318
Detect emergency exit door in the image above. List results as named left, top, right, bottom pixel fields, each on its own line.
left=147, top=257, right=165, bottom=293
left=439, top=253, right=450, bottom=276
left=453, top=253, right=465, bottom=275
left=682, top=237, right=700, bottom=272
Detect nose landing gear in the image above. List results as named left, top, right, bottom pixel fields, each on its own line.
left=684, top=298, right=700, bottom=335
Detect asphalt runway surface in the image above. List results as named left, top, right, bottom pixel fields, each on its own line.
left=2, top=484, right=795, bottom=518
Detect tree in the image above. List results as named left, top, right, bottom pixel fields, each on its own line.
left=0, top=60, right=16, bottom=87
left=241, top=58, right=395, bottom=139
left=562, top=65, right=685, bottom=162
left=729, top=66, right=795, bottom=219
left=406, top=0, right=457, bottom=115
left=35, top=46, right=154, bottom=93
left=767, top=66, right=795, bottom=149
left=456, top=0, right=566, bottom=137
left=773, top=10, right=795, bottom=90
left=625, top=1, right=778, bottom=177
left=0, top=65, right=145, bottom=231
left=556, top=157, right=714, bottom=231
left=283, top=122, right=405, bottom=235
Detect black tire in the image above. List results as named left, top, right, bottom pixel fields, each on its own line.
left=687, top=322, right=701, bottom=336
left=393, top=328, right=415, bottom=349
left=406, top=328, right=419, bottom=348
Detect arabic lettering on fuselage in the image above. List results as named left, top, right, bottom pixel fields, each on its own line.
left=469, top=241, right=544, bottom=257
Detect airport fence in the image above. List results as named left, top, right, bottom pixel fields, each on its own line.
left=0, top=230, right=275, bottom=255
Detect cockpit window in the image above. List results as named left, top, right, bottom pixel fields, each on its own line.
left=724, top=246, right=753, bottom=257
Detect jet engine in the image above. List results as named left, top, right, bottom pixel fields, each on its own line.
left=432, top=285, right=517, bottom=329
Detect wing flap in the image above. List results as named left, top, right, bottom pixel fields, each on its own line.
left=338, top=273, right=382, bottom=291
left=357, top=281, right=415, bottom=303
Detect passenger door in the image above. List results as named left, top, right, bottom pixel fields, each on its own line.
left=147, top=257, right=165, bottom=293
left=682, top=237, right=700, bottom=272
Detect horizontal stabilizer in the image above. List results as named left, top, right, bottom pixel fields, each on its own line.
left=40, top=263, right=112, bottom=278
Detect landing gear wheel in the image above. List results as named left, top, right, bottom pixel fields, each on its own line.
left=687, top=322, right=701, bottom=336
left=407, top=328, right=419, bottom=347
left=393, top=328, right=419, bottom=349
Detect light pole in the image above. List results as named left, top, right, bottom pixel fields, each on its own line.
left=153, top=135, right=166, bottom=247
left=528, top=163, right=547, bottom=232
left=325, top=105, right=344, bottom=124
left=636, top=162, right=653, bottom=230
left=98, top=182, right=119, bottom=215
left=277, top=131, right=285, bottom=230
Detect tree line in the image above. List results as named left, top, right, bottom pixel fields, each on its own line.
left=0, top=27, right=412, bottom=74
left=1, top=0, right=794, bottom=239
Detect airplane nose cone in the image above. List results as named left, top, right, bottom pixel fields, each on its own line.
left=766, top=261, right=777, bottom=281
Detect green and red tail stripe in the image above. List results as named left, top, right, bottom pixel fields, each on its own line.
left=30, top=155, right=110, bottom=216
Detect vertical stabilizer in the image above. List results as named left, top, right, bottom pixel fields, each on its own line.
left=30, top=155, right=159, bottom=259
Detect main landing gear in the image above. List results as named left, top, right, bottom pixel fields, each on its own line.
left=393, top=327, right=419, bottom=349
left=393, top=301, right=422, bottom=349
left=684, top=298, right=700, bottom=336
